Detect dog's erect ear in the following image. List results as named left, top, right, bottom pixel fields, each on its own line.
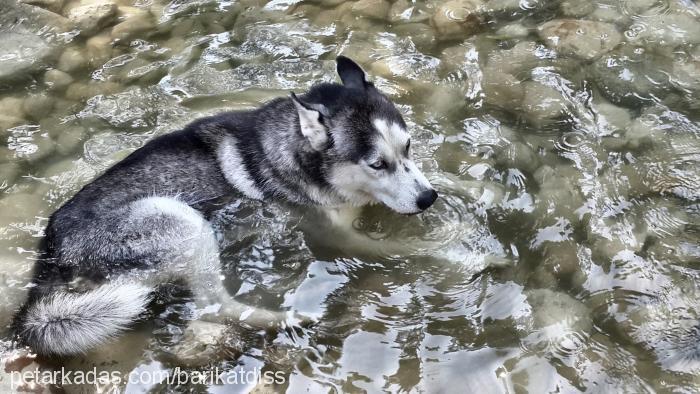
left=291, top=92, right=329, bottom=151
left=336, top=56, right=367, bottom=90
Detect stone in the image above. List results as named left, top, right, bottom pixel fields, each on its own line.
left=0, top=350, right=47, bottom=393
left=389, top=0, right=431, bottom=23
left=65, top=83, right=93, bottom=101
left=111, top=7, right=155, bottom=41
left=7, top=126, right=56, bottom=162
left=22, top=93, right=54, bottom=121
left=2, top=2, right=74, bottom=33
left=589, top=5, right=628, bottom=24
left=431, top=0, right=485, bottom=41
left=43, top=69, right=74, bottom=91
left=56, top=127, right=86, bottom=156
left=352, top=0, right=390, bottom=20
left=672, top=59, right=700, bottom=93
left=19, top=0, right=64, bottom=13
left=169, top=321, right=230, bottom=367
left=439, top=45, right=469, bottom=74
left=0, top=192, right=47, bottom=224
left=592, top=98, right=631, bottom=136
left=628, top=13, right=700, bottom=47
left=86, top=33, right=114, bottom=67
left=0, top=97, right=27, bottom=120
left=0, top=115, right=23, bottom=131
left=482, top=69, right=524, bottom=110
left=0, top=31, right=57, bottom=83
left=524, top=288, right=592, bottom=344
left=67, top=1, right=118, bottom=36
left=0, top=162, right=21, bottom=186
left=538, top=241, right=585, bottom=287
left=498, top=141, right=540, bottom=174
left=533, top=166, right=585, bottom=222
left=57, top=46, right=88, bottom=73
left=61, top=330, right=151, bottom=393
left=591, top=46, right=674, bottom=106
left=559, top=0, right=594, bottom=17
left=485, top=41, right=543, bottom=75
left=392, top=23, right=436, bottom=50
left=425, top=86, right=466, bottom=117
left=520, top=81, right=569, bottom=126
left=494, top=23, right=530, bottom=38
left=537, top=19, right=622, bottom=61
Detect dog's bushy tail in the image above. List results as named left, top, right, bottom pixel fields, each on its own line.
left=16, top=282, right=152, bottom=356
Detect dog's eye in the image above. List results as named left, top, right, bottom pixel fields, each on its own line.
left=405, top=140, right=410, bottom=155
left=369, top=159, right=388, bottom=170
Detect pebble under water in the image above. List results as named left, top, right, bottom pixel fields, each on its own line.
left=1, top=0, right=700, bottom=392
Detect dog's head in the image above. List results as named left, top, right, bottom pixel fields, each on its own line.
left=291, top=56, right=437, bottom=214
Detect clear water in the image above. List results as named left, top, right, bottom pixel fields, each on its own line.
left=1, top=0, right=699, bottom=392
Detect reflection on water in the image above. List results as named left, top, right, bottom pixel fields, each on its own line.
left=1, top=0, right=699, bottom=392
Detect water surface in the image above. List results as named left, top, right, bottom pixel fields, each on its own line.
left=1, top=0, right=699, bottom=392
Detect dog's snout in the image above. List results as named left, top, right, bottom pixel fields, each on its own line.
left=416, top=189, right=438, bottom=211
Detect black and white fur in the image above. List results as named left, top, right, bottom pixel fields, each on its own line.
left=12, top=57, right=437, bottom=356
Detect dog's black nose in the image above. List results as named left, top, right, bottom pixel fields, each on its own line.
left=416, top=189, right=438, bottom=211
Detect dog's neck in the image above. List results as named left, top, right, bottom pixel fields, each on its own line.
left=212, top=99, right=349, bottom=207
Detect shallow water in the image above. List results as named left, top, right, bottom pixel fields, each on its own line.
left=1, top=0, right=700, bottom=392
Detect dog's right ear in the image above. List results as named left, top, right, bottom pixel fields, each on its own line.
left=336, top=56, right=367, bottom=90
left=291, top=92, right=329, bottom=151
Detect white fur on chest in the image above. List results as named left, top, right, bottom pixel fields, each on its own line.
left=217, top=136, right=265, bottom=200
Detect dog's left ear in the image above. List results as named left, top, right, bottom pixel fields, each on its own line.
left=336, top=56, right=367, bottom=90
left=291, top=92, right=329, bottom=151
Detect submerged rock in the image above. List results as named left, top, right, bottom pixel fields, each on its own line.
left=494, top=23, right=530, bottom=38
left=0, top=3, right=76, bottom=83
left=591, top=97, right=632, bottom=137
left=169, top=321, right=232, bottom=367
left=497, top=141, right=540, bottom=174
left=538, top=19, right=622, bottom=61
left=522, top=288, right=592, bottom=353
left=392, top=23, right=437, bottom=50
left=0, top=31, right=58, bottom=83
left=85, top=33, right=115, bottom=67
left=168, top=59, right=331, bottom=98
left=22, top=93, right=54, bottom=121
left=0, top=97, right=26, bottom=120
left=485, top=41, right=550, bottom=76
left=19, top=0, right=64, bottom=13
left=482, top=69, right=524, bottom=110
left=559, top=0, right=594, bottom=17
left=2, top=2, right=74, bottom=33
left=590, top=45, right=674, bottom=105
left=627, top=13, right=700, bottom=48
left=57, top=46, right=88, bottom=73
left=111, top=7, right=155, bottom=41
left=520, top=81, right=570, bottom=126
left=389, top=0, right=432, bottom=24
left=352, top=0, right=391, bottom=20
left=43, top=69, right=74, bottom=91
left=67, top=1, right=118, bottom=36
left=431, top=0, right=485, bottom=41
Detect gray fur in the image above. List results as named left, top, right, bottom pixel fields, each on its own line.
left=13, top=57, right=437, bottom=356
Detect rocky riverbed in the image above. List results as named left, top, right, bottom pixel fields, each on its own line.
left=0, top=0, right=699, bottom=392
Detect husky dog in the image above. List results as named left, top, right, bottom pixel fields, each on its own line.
left=12, top=57, right=437, bottom=356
